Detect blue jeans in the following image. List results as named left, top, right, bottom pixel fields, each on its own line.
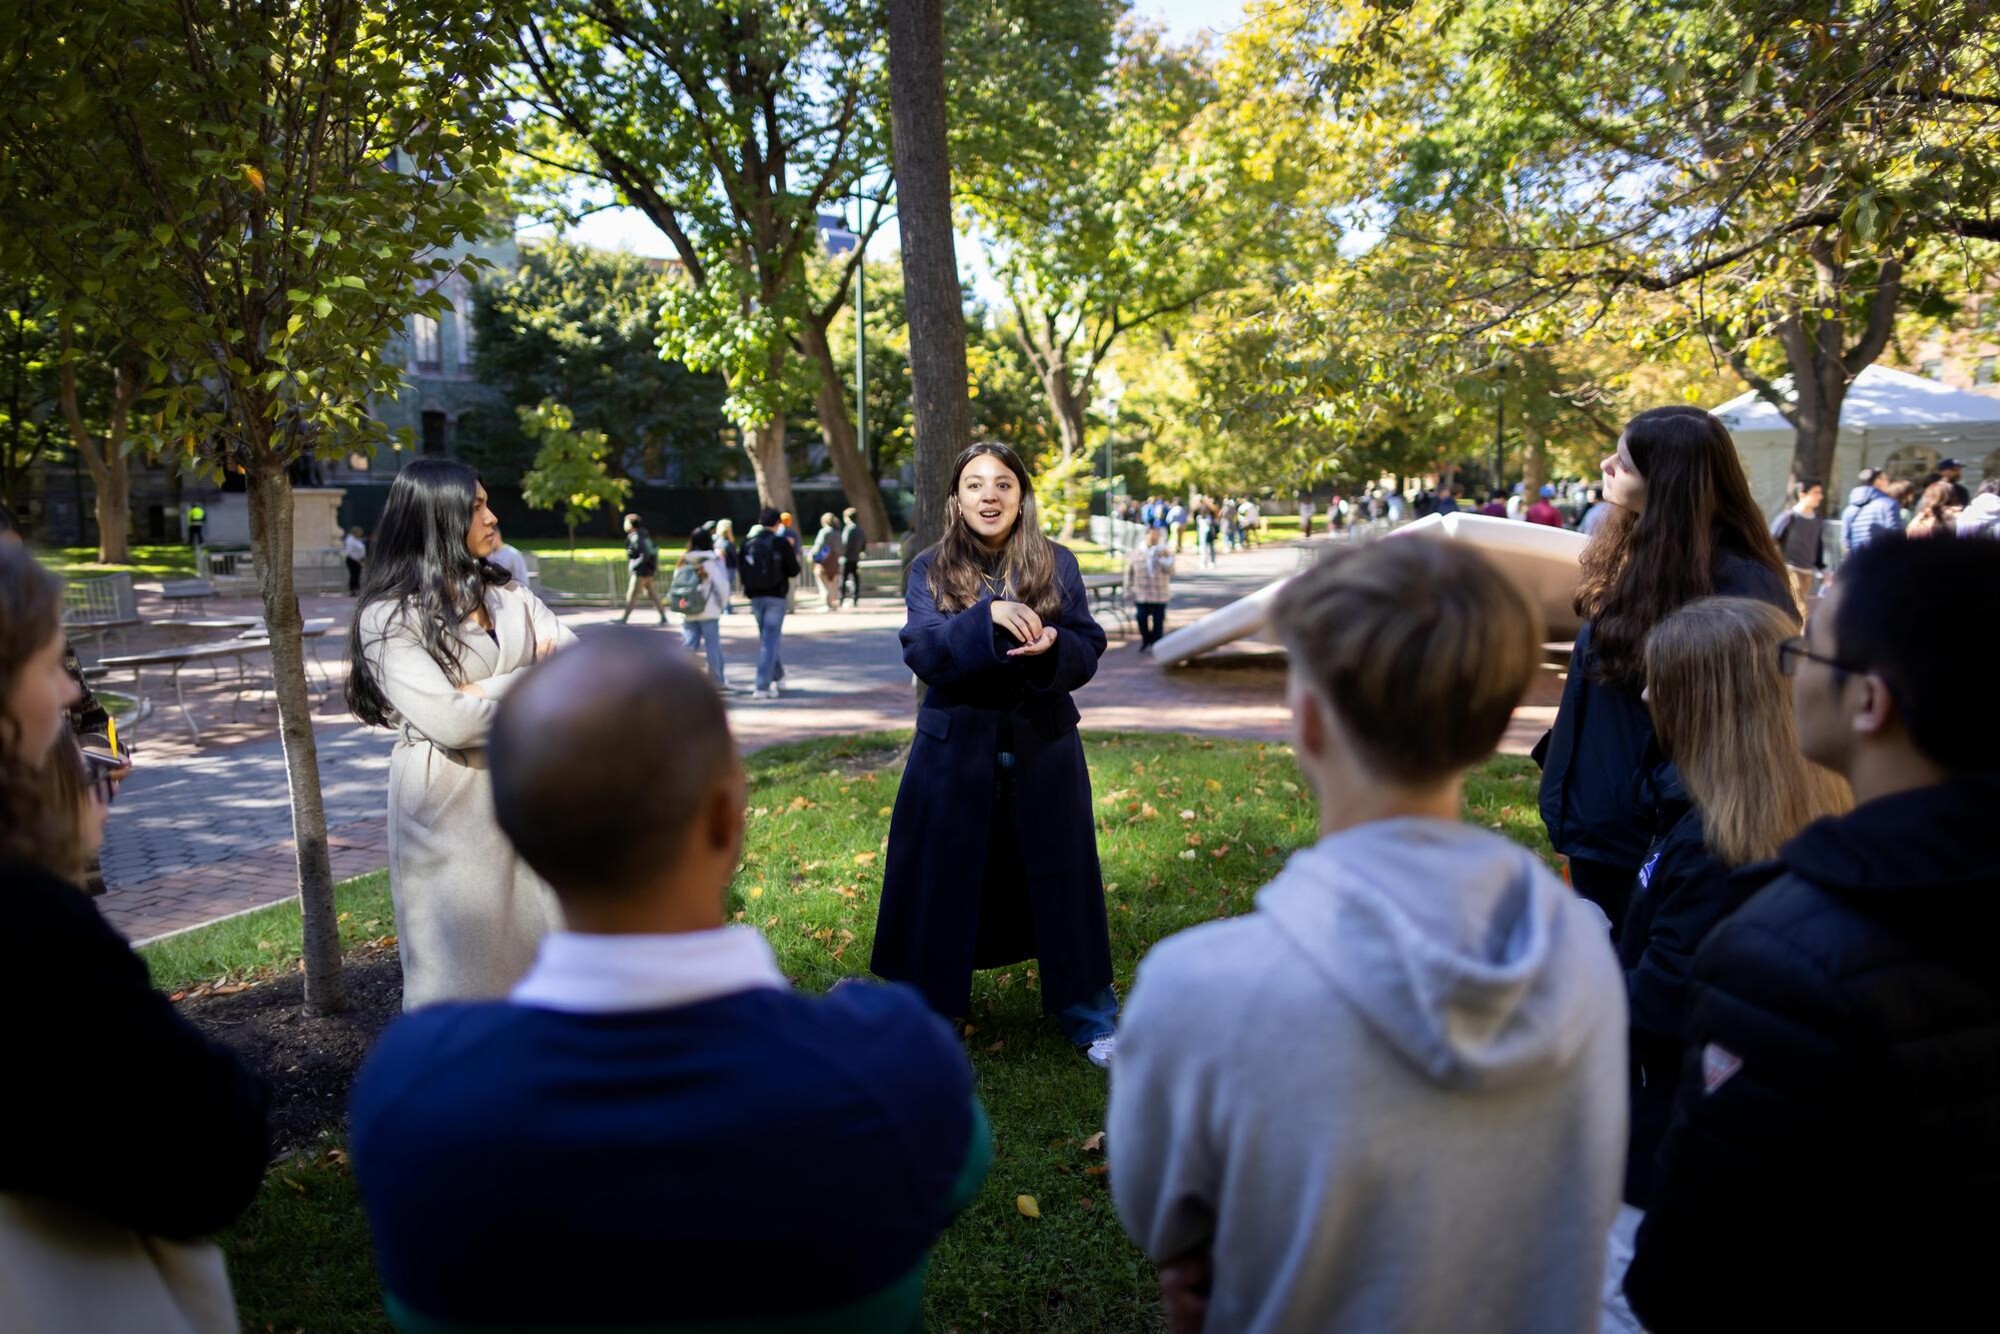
left=680, top=618, right=725, bottom=686
left=1054, top=985, right=1120, bottom=1046
left=750, top=595, right=786, bottom=690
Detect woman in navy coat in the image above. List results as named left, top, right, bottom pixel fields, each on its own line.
left=872, top=443, right=1119, bottom=1067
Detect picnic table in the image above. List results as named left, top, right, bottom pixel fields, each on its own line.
left=159, top=579, right=220, bottom=615
left=1081, top=573, right=1133, bottom=637
left=97, top=618, right=336, bottom=745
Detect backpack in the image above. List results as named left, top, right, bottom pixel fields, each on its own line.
left=668, top=560, right=708, bottom=617
left=739, top=531, right=776, bottom=593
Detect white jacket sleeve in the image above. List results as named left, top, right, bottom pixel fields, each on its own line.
left=480, top=588, right=576, bottom=702
left=1107, top=941, right=1223, bottom=1263
left=360, top=604, right=499, bottom=751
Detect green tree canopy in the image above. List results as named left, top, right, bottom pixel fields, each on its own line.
left=460, top=241, right=733, bottom=486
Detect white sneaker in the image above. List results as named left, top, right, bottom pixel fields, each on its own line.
left=771, top=680, right=786, bottom=697
left=1084, top=1035, right=1116, bottom=1070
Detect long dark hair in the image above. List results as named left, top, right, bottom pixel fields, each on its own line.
left=1575, top=407, right=1789, bottom=687
left=926, top=442, right=1061, bottom=619
left=0, top=542, right=87, bottom=878
left=345, top=459, right=510, bottom=726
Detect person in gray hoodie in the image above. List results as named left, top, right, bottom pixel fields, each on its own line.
left=1109, top=537, right=1628, bottom=1334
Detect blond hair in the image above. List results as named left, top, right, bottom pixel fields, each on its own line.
left=1645, top=597, right=1851, bottom=865
left=1272, top=539, right=1541, bottom=785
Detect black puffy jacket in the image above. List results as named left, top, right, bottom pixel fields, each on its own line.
left=1538, top=547, right=1793, bottom=868
left=1615, top=765, right=1752, bottom=1208
left=1624, top=771, right=2000, bottom=1332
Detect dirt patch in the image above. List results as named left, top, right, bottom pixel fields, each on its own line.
left=177, top=945, right=402, bottom=1153
left=822, top=743, right=905, bottom=777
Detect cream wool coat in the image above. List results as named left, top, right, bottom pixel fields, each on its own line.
left=359, top=580, right=576, bottom=1010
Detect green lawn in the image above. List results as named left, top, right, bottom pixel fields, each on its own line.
left=148, top=735, right=1551, bottom=1333
left=39, top=543, right=199, bottom=580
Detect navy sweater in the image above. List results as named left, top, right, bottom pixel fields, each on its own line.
left=350, top=981, right=988, bottom=1332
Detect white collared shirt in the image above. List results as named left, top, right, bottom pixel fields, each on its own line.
left=510, top=927, right=787, bottom=1014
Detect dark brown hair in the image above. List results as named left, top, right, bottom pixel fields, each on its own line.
left=1575, top=407, right=1790, bottom=687
left=925, top=442, right=1062, bottom=620
left=0, top=543, right=88, bottom=879
left=1272, top=538, right=1542, bottom=785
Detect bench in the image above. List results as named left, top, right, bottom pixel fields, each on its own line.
left=855, top=541, right=906, bottom=602
left=98, top=618, right=336, bottom=745
left=1081, top=573, right=1133, bottom=637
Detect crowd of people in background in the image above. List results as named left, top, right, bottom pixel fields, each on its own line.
left=4, top=408, right=1997, bottom=1331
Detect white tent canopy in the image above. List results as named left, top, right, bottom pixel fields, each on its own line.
left=1711, top=365, right=2000, bottom=516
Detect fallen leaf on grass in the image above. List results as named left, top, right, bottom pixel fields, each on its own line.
left=787, top=795, right=816, bottom=812
left=1204, top=779, right=1222, bottom=792
left=747, top=886, right=765, bottom=899
left=1179, top=809, right=1197, bottom=821
left=853, top=852, right=877, bottom=866
left=1084, top=1165, right=1110, bottom=1177
left=877, top=805, right=894, bottom=817
left=1081, top=1132, right=1105, bottom=1153
left=1015, top=1194, right=1041, bottom=1218
left=986, top=1040, right=1005, bottom=1053
left=1179, top=850, right=1197, bottom=861
left=1211, top=845, right=1231, bottom=858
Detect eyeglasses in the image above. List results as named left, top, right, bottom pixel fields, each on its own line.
left=1777, top=637, right=1854, bottom=678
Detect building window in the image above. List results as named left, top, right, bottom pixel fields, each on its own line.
left=412, top=315, right=442, bottom=372
left=1978, top=357, right=1997, bottom=387
left=457, top=296, right=477, bottom=371
left=1920, top=359, right=1944, bottom=380
left=1982, top=300, right=2000, bottom=332
left=421, top=410, right=449, bottom=456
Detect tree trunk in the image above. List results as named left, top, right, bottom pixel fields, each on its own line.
left=56, top=339, right=139, bottom=564
left=1038, top=367, right=1089, bottom=539
left=887, top=0, right=970, bottom=555
left=746, top=414, right=796, bottom=515
left=1522, top=419, right=1548, bottom=493
left=799, top=319, right=893, bottom=541
left=244, top=463, right=346, bottom=1014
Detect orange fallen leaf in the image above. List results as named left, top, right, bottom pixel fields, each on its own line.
left=1084, top=1164, right=1110, bottom=1177
left=1015, top=1194, right=1041, bottom=1218
left=853, top=852, right=877, bottom=866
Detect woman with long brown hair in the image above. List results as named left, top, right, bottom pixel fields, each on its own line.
left=1618, top=596, right=1851, bottom=1208
left=0, top=542, right=268, bottom=1328
left=873, top=442, right=1119, bottom=1067
left=1536, top=406, right=1794, bottom=930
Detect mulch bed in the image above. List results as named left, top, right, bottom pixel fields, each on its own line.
left=177, top=945, right=403, bottom=1154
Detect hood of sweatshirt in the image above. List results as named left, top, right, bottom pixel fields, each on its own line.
left=1256, top=818, right=1608, bottom=1092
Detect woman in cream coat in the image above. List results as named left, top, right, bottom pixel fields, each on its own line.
left=345, top=460, right=575, bottom=1009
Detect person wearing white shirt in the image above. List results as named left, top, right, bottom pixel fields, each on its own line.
left=488, top=541, right=532, bottom=588
left=343, top=526, right=368, bottom=595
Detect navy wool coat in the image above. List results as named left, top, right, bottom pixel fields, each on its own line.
left=872, top=545, right=1113, bottom=1018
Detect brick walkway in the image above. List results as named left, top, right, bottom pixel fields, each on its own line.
left=98, top=540, right=1556, bottom=944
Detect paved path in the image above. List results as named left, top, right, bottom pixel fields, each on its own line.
left=97, top=540, right=1554, bottom=944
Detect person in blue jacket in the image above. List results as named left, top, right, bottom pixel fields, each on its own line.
left=1536, top=406, right=1794, bottom=931
left=873, top=442, right=1118, bottom=1068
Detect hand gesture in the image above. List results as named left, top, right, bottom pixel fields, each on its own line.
left=1006, top=626, right=1058, bottom=658
left=990, top=599, right=1045, bottom=645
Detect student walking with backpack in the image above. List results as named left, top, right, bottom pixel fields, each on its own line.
left=668, top=530, right=731, bottom=689
left=737, top=507, right=800, bottom=699
left=711, top=518, right=739, bottom=612
left=839, top=507, right=865, bottom=608
left=617, top=514, right=666, bottom=626
left=810, top=511, right=843, bottom=611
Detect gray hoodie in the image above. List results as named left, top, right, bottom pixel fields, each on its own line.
left=1109, top=818, right=1627, bottom=1334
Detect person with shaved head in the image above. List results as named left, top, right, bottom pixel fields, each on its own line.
left=349, top=633, right=989, bottom=1333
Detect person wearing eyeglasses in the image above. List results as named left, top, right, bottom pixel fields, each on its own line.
left=0, top=542, right=270, bottom=1330
left=1622, top=534, right=2000, bottom=1332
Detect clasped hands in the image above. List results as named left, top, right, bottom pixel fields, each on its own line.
left=990, top=599, right=1057, bottom=657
